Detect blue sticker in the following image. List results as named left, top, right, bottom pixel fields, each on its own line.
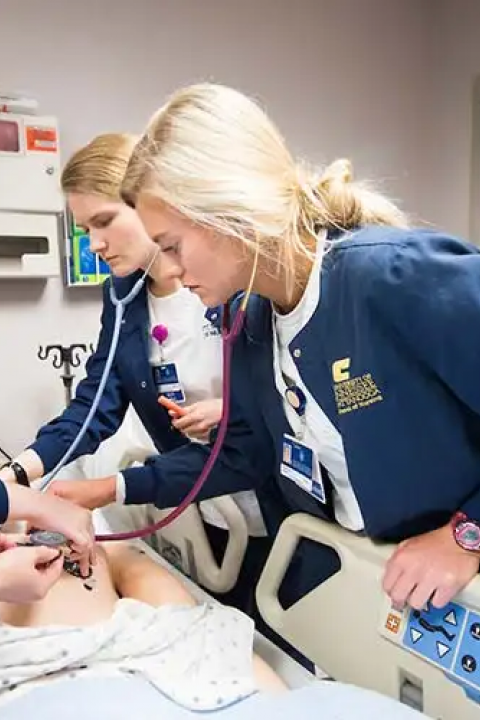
left=403, top=602, right=466, bottom=670
left=161, top=387, right=186, bottom=403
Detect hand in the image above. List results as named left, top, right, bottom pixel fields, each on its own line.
left=0, top=534, right=64, bottom=602
left=382, top=523, right=480, bottom=610
left=32, top=490, right=97, bottom=578
left=171, top=399, right=222, bottom=441
left=5, top=483, right=96, bottom=579
left=47, top=477, right=116, bottom=511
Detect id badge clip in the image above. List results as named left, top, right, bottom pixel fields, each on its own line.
left=281, top=434, right=325, bottom=502
left=153, top=362, right=185, bottom=404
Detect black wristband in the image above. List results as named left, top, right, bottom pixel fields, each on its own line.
left=6, top=461, right=30, bottom=487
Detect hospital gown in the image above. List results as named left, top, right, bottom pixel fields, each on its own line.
left=0, top=599, right=256, bottom=712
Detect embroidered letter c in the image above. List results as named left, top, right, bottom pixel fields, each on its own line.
left=332, top=358, right=351, bottom=383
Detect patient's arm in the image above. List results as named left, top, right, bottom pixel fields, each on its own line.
left=104, top=541, right=197, bottom=607
left=104, top=541, right=286, bottom=693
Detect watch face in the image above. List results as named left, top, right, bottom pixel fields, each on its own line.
left=29, top=531, right=68, bottom=548
left=456, top=521, right=480, bottom=550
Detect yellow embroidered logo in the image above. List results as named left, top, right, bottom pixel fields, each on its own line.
left=332, top=359, right=383, bottom=415
left=332, top=358, right=351, bottom=383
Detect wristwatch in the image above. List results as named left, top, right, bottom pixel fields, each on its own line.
left=452, top=512, right=480, bottom=551
left=1, top=461, right=29, bottom=487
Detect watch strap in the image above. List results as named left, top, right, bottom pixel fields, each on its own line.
left=452, top=511, right=480, bottom=551
left=6, top=461, right=30, bottom=487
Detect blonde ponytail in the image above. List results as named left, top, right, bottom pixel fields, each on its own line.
left=122, top=84, right=409, bottom=301
left=296, top=158, right=408, bottom=237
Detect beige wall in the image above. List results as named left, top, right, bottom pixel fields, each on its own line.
left=426, top=0, right=480, bottom=238
left=0, top=0, right=444, bottom=454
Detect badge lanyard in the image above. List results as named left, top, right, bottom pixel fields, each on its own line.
left=284, top=381, right=308, bottom=437
left=149, top=297, right=186, bottom=403
left=151, top=322, right=168, bottom=363
left=281, top=374, right=328, bottom=505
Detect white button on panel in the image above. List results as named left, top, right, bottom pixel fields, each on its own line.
left=293, top=348, right=301, bottom=358
left=140, top=381, right=147, bottom=388
left=210, top=312, right=218, bottom=321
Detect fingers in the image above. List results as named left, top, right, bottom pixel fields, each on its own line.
left=175, top=421, right=210, bottom=437
left=79, top=552, right=90, bottom=578
left=46, top=480, right=69, bottom=500
left=69, top=527, right=96, bottom=571
left=383, top=547, right=421, bottom=610
left=0, top=532, right=28, bottom=551
left=50, top=501, right=96, bottom=571
left=386, top=572, right=459, bottom=612
left=158, top=395, right=186, bottom=417
left=68, top=547, right=87, bottom=576
left=409, top=582, right=436, bottom=611
left=383, top=552, right=463, bottom=611
left=430, top=582, right=460, bottom=610
left=76, top=547, right=93, bottom=578
left=385, top=571, right=416, bottom=610
left=171, top=412, right=198, bottom=432
left=33, top=545, right=63, bottom=568
left=35, top=549, right=64, bottom=590
left=171, top=411, right=212, bottom=436
left=77, top=513, right=96, bottom=570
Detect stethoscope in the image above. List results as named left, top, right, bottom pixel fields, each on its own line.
left=38, top=244, right=259, bottom=543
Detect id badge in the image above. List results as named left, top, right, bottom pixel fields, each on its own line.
left=280, top=434, right=325, bottom=503
left=153, top=362, right=186, bottom=404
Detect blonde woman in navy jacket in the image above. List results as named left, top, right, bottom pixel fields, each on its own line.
left=49, top=84, right=480, bottom=619
left=0, top=132, right=269, bottom=615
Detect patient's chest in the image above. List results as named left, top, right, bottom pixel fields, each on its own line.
left=0, top=549, right=118, bottom=628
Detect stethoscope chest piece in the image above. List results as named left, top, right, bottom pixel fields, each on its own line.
left=29, top=530, right=69, bottom=548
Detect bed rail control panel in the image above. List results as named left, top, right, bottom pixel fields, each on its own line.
left=380, top=598, right=480, bottom=704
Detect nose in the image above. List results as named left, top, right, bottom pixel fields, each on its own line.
left=89, top=230, right=107, bottom=254
left=161, top=249, right=183, bottom=281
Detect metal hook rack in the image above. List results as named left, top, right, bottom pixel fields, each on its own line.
left=38, top=343, right=94, bottom=407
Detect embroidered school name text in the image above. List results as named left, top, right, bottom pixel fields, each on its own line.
left=334, top=372, right=383, bottom=415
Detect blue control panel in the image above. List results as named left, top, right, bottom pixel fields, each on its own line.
left=400, top=601, right=480, bottom=701
left=404, top=602, right=466, bottom=670
left=453, top=610, right=480, bottom=687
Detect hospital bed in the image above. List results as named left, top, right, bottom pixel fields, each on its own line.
left=101, top=500, right=480, bottom=718
left=93, top=505, right=432, bottom=720
left=52, top=417, right=478, bottom=717
left=94, top=505, right=316, bottom=691
left=257, top=513, right=480, bottom=719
